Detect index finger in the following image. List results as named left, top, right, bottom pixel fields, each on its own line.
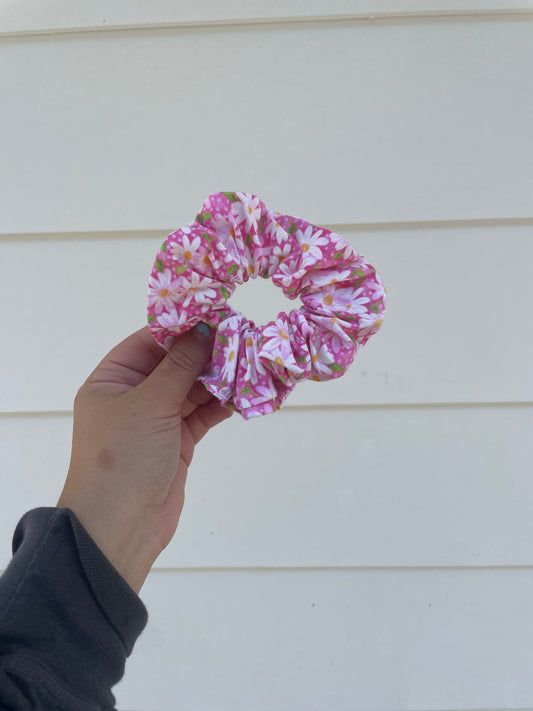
left=86, top=325, right=168, bottom=387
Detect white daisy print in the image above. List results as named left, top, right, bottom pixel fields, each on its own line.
left=294, top=225, right=329, bottom=267
left=247, top=383, right=277, bottom=403
left=306, top=285, right=370, bottom=315
left=245, top=250, right=262, bottom=278
left=356, top=312, right=383, bottom=339
left=310, top=341, right=334, bottom=376
left=300, top=267, right=353, bottom=291
left=260, top=323, right=295, bottom=368
left=170, top=233, right=203, bottom=264
left=326, top=320, right=352, bottom=353
left=269, top=242, right=292, bottom=272
left=334, top=238, right=357, bottom=261
left=157, top=306, right=188, bottom=331
left=276, top=257, right=302, bottom=283
left=221, top=331, right=240, bottom=382
left=329, top=332, right=346, bottom=354
left=209, top=213, right=240, bottom=262
left=180, top=272, right=218, bottom=307
left=368, top=270, right=386, bottom=301
left=246, top=358, right=263, bottom=386
left=204, top=242, right=232, bottom=272
left=325, top=268, right=352, bottom=285
left=233, top=192, right=262, bottom=232
left=148, top=269, right=182, bottom=315
left=169, top=225, right=192, bottom=238
left=339, top=286, right=370, bottom=315
left=241, top=334, right=266, bottom=385
left=265, top=214, right=288, bottom=244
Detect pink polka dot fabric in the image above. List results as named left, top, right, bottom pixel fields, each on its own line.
left=147, top=191, right=386, bottom=419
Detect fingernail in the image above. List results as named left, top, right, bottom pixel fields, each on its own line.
left=195, top=322, right=210, bottom=338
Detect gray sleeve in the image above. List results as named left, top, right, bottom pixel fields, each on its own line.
left=0, top=507, right=148, bottom=710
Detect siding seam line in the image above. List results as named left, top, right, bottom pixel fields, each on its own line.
left=2, top=9, right=533, bottom=40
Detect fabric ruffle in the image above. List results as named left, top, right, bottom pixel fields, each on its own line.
left=147, top=191, right=386, bottom=419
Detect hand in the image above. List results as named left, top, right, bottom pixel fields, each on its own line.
left=57, top=324, right=232, bottom=594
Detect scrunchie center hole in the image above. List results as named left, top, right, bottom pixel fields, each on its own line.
left=228, top=273, right=292, bottom=326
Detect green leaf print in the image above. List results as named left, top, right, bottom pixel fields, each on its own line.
left=147, top=314, right=156, bottom=323
left=333, top=251, right=344, bottom=260
left=217, top=333, right=229, bottom=346
left=288, top=220, right=297, bottom=235
left=160, top=242, right=167, bottom=253
left=155, top=258, right=164, bottom=272
left=175, top=264, right=187, bottom=275
left=371, top=303, right=380, bottom=314
left=245, top=233, right=253, bottom=247
left=220, top=286, right=231, bottom=299
left=227, top=264, right=239, bottom=275
left=350, top=268, right=365, bottom=279
left=329, top=363, right=345, bottom=372
left=195, top=211, right=212, bottom=224
left=335, top=311, right=354, bottom=320
left=201, top=231, right=215, bottom=243
left=221, top=192, right=239, bottom=203
left=240, top=384, right=251, bottom=395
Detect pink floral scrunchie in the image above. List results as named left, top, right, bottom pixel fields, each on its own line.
left=147, top=191, right=386, bottom=419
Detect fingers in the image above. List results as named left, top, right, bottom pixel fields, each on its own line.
left=86, top=326, right=167, bottom=388
left=181, top=381, right=214, bottom=418
left=142, top=326, right=216, bottom=411
left=187, top=380, right=214, bottom=406
left=184, top=398, right=234, bottom=446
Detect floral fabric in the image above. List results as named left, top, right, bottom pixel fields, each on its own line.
left=147, top=191, right=386, bottom=419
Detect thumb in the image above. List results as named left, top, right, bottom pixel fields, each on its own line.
left=143, top=323, right=216, bottom=408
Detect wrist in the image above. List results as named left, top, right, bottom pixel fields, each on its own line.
left=57, top=492, right=162, bottom=594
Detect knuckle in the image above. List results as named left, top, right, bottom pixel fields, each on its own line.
left=167, top=345, right=200, bottom=373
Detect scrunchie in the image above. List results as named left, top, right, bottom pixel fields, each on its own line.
left=147, top=191, right=386, bottom=419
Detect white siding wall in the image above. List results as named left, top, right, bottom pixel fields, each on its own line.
left=1, top=3, right=532, bottom=710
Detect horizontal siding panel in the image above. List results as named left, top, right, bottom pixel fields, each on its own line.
left=1, top=224, right=531, bottom=412
left=1, top=405, right=532, bottom=569
left=0, top=21, right=532, bottom=234
left=1, top=0, right=532, bottom=36
left=115, top=567, right=533, bottom=710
